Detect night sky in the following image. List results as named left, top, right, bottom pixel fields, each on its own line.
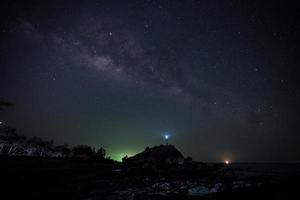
left=0, top=0, right=299, bottom=162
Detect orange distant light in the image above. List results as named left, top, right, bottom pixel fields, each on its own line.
left=225, top=160, right=230, bottom=165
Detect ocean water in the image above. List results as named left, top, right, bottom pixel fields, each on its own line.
left=229, top=162, right=300, bottom=175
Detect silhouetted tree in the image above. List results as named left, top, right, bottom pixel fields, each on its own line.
left=184, top=156, right=193, bottom=163
left=54, top=144, right=71, bottom=156
left=0, top=101, right=13, bottom=111
left=0, top=126, right=19, bottom=143
left=122, top=155, right=128, bottom=162
left=27, top=136, right=44, bottom=146
left=71, top=145, right=94, bottom=157
left=96, top=147, right=106, bottom=158
left=0, top=100, right=16, bottom=142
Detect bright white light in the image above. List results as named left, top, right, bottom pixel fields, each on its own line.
left=225, top=160, right=230, bottom=165
left=0, top=121, right=2, bottom=125
left=164, top=134, right=169, bottom=140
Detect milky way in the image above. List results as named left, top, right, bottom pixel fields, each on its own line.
left=0, top=0, right=299, bottom=162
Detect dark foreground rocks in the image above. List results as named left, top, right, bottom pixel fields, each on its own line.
left=1, top=145, right=300, bottom=199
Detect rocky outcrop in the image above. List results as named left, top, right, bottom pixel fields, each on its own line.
left=124, top=145, right=184, bottom=166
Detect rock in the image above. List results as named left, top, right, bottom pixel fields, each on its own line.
left=109, top=189, right=137, bottom=200
left=232, top=181, right=253, bottom=189
left=152, top=182, right=171, bottom=196
left=210, top=183, right=223, bottom=193
left=188, top=186, right=210, bottom=196
left=159, top=182, right=170, bottom=191
left=124, top=145, right=184, bottom=166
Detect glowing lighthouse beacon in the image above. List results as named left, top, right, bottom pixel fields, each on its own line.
left=164, top=134, right=170, bottom=145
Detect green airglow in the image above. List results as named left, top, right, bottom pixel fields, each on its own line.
left=108, top=149, right=138, bottom=162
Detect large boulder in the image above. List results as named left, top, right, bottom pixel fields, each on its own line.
left=124, top=145, right=184, bottom=166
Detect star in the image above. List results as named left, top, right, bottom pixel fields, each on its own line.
left=0, top=0, right=299, bottom=163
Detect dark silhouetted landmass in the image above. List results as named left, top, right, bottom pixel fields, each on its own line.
left=1, top=143, right=300, bottom=199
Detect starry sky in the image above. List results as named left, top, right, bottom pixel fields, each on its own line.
left=0, top=0, right=299, bottom=162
